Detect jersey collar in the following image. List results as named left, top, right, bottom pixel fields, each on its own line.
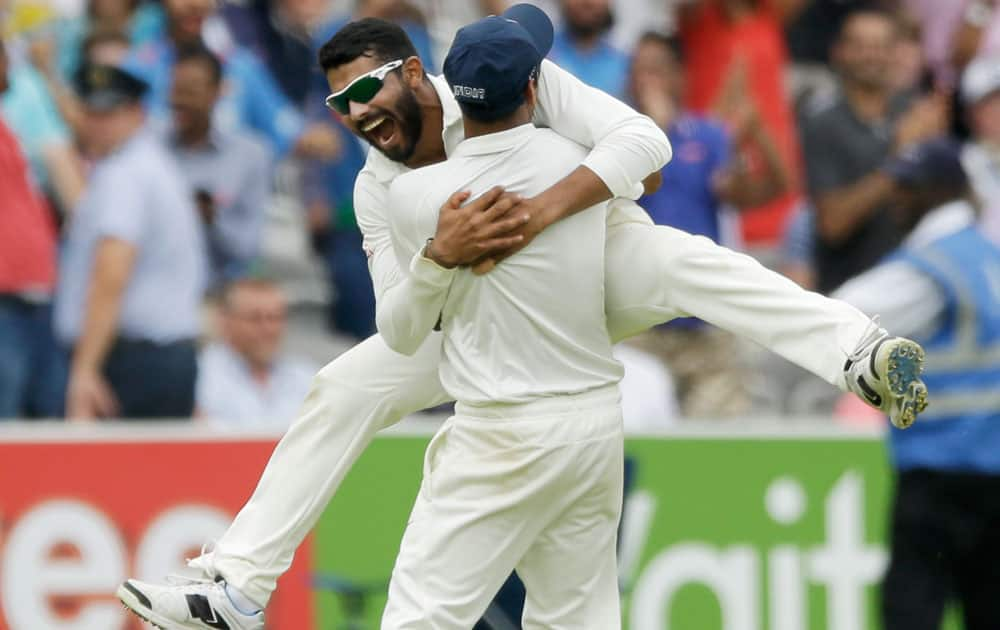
left=451, top=123, right=536, bottom=158
left=429, top=72, right=467, bottom=157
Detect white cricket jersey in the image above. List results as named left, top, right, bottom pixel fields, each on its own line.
left=385, top=124, right=623, bottom=406
left=353, top=61, right=672, bottom=327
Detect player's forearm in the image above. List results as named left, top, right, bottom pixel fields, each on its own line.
left=532, top=166, right=615, bottom=227
left=580, top=117, right=673, bottom=199
left=376, top=250, right=455, bottom=356
left=42, top=143, right=85, bottom=211
left=536, top=60, right=672, bottom=199
left=72, top=240, right=134, bottom=373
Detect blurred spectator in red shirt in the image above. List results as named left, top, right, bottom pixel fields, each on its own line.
left=679, top=0, right=803, bottom=251
left=0, top=38, right=65, bottom=419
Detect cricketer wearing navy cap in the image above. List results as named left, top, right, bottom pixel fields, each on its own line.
left=444, top=5, right=554, bottom=122
left=373, top=3, right=627, bottom=628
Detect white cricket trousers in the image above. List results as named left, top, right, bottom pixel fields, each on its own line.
left=382, top=385, right=624, bottom=630
left=194, top=219, right=875, bottom=607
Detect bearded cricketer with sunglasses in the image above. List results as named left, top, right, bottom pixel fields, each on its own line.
left=118, top=6, right=929, bottom=630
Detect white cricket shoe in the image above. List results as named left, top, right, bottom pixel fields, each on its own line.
left=117, top=576, right=264, bottom=630
left=844, top=320, right=928, bottom=429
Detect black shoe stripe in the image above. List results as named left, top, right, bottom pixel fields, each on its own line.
left=124, top=582, right=152, bottom=610
left=186, top=594, right=231, bottom=630
left=858, top=375, right=883, bottom=407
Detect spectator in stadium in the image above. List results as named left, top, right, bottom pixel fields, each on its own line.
left=56, top=62, right=206, bottom=420
left=167, top=43, right=272, bottom=287
left=2, top=44, right=85, bottom=215
left=126, top=0, right=338, bottom=159
left=801, top=6, right=949, bottom=294
left=197, top=278, right=316, bottom=428
left=784, top=0, right=873, bottom=106
left=28, top=27, right=133, bottom=146
left=678, top=0, right=802, bottom=253
left=960, top=53, right=1000, bottom=244
left=625, top=30, right=788, bottom=417
left=833, top=138, right=1000, bottom=630
left=0, top=38, right=65, bottom=419
left=631, top=31, right=789, bottom=242
left=548, top=0, right=629, bottom=99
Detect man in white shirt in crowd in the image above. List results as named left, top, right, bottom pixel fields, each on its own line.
left=960, top=53, right=1000, bottom=244
left=119, top=7, right=928, bottom=629
left=197, top=278, right=316, bottom=429
left=377, top=14, right=624, bottom=627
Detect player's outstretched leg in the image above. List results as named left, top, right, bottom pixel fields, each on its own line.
left=604, top=217, right=928, bottom=425
left=119, top=333, right=450, bottom=627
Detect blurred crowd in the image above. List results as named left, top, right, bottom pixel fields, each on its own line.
left=1, top=0, right=998, bottom=427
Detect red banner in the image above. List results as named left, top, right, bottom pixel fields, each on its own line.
left=0, top=434, right=313, bottom=630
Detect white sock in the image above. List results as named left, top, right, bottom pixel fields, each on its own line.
left=224, top=582, right=262, bottom=616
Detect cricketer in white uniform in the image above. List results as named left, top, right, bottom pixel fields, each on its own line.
left=118, top=6, right=928, bottom=629
left=379, top=13, right=625, bottom=628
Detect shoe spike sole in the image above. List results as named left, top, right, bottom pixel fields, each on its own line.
left=121, top=602, right=169, bottom=630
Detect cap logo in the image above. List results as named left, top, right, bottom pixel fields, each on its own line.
left=89, top=66, right=111, bottom=89
left=453, top=85, right=486, bottom=101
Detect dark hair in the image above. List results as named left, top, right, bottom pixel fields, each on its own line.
left=836, top=3, right=899, bottom=42
left=636, top=31, right=683, bottom=63
left=318, top=18, right=418, bottom=73
left=175, top=42, right=224, bottom=85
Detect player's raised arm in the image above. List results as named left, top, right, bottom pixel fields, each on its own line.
left=534, top=58, right=672, bottom=201
left=469, top=9, right=673, bottom=269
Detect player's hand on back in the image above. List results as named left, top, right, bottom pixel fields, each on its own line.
left=428, top=187, right=529, bottom=268
left=471, top=195, right=553, bottom=275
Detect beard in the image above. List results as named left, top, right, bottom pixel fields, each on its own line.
left=375, top=85, right=424, bottom=163
left=565, top=8, right=614, bottom=41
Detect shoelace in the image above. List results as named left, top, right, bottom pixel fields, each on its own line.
left=846, top=316, right=887, bottom=366
left=169, top=541, right=220, bottom=585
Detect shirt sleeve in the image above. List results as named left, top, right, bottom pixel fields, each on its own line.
left=374, top=177, right=455, bottom=356
left=533, top=59, right=672, bottom=200
left=354, top=166, right=404, bottom=306
left=832, top=260, right=947, bottom=342
left=91, top=167, right=147, bottom=245
left=216, top=139, right=272, bottom=264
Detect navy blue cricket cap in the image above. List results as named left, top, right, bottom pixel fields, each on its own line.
left=883, top=137, right=968, bottom=190
left=74, top=62, right=149, bottom=111
left=443, top=3, right=554, bottom=121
